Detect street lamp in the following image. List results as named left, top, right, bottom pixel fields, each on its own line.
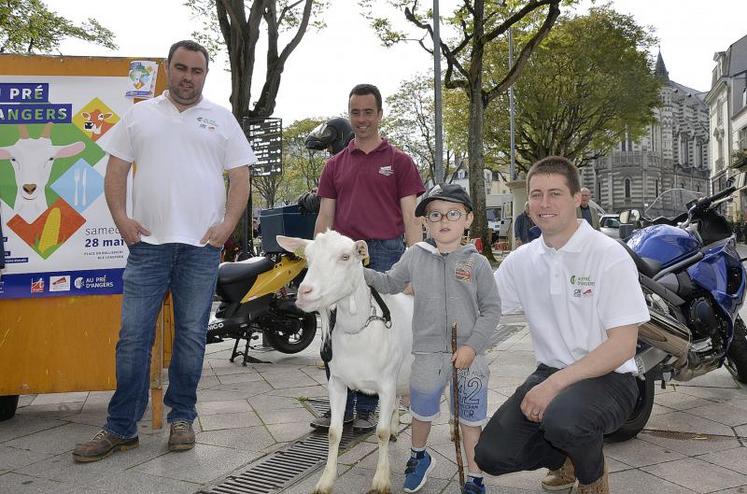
left=433, top=0, right=444, bottom=184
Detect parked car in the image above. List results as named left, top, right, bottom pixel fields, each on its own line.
left=599, top=213, right=621, bottom=239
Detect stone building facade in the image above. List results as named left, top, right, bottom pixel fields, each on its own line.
left=706, top=33, right=747, bottom=221
left=580, top=53, right=710, bottom=216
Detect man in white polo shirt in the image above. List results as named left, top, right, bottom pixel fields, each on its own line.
left=474, top=156, right=649, bottom=494
left=72, top=40, right=256, bottom=463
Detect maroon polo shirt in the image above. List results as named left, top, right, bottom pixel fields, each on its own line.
left=317, top=138, right=425, bottom=241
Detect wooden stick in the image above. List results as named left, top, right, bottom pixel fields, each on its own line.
left=451, top=322, right=466, bottom=487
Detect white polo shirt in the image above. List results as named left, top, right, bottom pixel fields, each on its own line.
left=495, top=220, right=649, bottom=374
left=102, top=92, right=256, bottom=246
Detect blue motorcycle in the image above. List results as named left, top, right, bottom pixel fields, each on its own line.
left=609, top=180, right=747, bottom=441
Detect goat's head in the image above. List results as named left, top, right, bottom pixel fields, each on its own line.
left=277, top=230, right=370, bottom=314
left=0, top=124, right=85, bottom=204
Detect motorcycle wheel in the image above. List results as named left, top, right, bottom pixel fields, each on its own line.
left=726, top=317, right=747, bottom=383
left=264, top=313, right=317, bottom=354
left=605, top=371, right=655, bottom=443
left=0, top=395, right=19, bottom=421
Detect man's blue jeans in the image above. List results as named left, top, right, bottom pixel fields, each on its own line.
left=346, top=237, right=406, bottom=417
left=105, top=242, right=220, bottom=439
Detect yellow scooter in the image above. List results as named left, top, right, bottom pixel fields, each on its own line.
left=207, top=224, right=316, bottom=365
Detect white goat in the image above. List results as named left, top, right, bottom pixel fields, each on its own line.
left=0, top=123, right=85, bottom=222
left=277, top=231, right=414, bottom=494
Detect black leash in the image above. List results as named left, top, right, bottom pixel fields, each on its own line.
left=319, top=286, right=392, bottom=363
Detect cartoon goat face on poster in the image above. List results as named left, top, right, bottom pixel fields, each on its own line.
left=0, top=123, right=85, bottom=223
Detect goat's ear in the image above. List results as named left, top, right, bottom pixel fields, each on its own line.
left=354, top=240, right=369, bottom=261
left=276, top=235, right=310, bottom=257
left=54, top=141, right=85, bottom=159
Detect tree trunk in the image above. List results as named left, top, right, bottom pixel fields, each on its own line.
left=466, top=0, right=494, bottom=261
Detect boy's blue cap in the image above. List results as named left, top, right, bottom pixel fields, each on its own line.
left=415, top=183, right=474, bottom=217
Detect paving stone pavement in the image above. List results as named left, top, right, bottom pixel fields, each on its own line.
left=4, top=310, right=747, bottom=494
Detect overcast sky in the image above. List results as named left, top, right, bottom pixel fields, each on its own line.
left=45, top=0, right=747, bottom=124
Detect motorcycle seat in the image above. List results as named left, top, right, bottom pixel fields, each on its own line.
left=218, top=256, right=275, bottom=285
left=616, top=240, right=662, bottom=278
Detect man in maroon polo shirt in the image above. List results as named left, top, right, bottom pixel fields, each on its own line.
left=313, top=83, right=425, bottom=432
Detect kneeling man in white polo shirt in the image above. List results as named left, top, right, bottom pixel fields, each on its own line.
left=474, top=156, right=649, bottom=494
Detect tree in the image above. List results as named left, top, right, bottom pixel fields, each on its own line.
left=253, top=117, right=330, bottom=207
left=0, top=0, right=117, bottom=54
left=444, top=7, right=660, bottom=173
left=362, top=0, right=563, bottom=259
left=382, top=74, right=456, bottom=185
left=253, top=173, right=283, bottom=208
left=282, top=117, right=327, bottom=191
left=186, top=0, right=327, bottom=120
left=507, top=7, right=659, bottom=170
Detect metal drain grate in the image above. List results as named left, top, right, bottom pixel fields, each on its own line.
left=199, top=400, right=366, bottom=494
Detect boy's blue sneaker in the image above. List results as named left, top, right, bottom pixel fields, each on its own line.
left=463, top=478, right=486, bottom=494
left=403, top=451, right=435, bottom=493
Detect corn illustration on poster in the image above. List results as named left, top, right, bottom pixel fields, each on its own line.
left=0, top=61, right=157, bottom=299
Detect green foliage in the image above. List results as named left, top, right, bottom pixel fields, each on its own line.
left=253, top=117, right=331, bottom=207
left=444, top=6, right=660, bottom=173
left=0, top=0, right=117, bottom=54
left=511, top=7, right=661, bottom=169
left=382, top=74, right=458, bottom=184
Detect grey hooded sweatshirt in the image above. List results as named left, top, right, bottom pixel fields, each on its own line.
left=363, top=240, right=501, bottom=354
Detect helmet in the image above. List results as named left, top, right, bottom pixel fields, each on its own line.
left=305, top=117, right=354, bottom=155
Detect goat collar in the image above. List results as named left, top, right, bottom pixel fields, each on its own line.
left=319, top=286, right=392, bottom=363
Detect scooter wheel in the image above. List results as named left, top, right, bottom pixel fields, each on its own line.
left=264, top=313, right=317, bottom=354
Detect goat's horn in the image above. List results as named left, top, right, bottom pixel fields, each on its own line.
left=40, top=122, right=52, bottom=138
left=18, top=124, right=29, bottom=139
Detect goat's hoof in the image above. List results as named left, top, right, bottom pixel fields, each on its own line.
left=311, top=484, right=332, bottom=494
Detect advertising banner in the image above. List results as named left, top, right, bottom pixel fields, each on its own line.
left=0, top=73, right=147, bottom=299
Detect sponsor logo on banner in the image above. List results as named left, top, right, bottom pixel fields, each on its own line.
left=49, top=275, right=71, bottom=292
left=30, top=277, right=45, bottom=293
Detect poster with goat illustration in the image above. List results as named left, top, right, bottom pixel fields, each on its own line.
left=0, top=64, right=161, bottom=299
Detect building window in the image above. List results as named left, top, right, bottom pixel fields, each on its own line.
left=655, top=179, right=660, bottom=198
left=624, top=178, right=631, bottom=199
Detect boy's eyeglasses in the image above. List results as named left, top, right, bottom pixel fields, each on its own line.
left=426, top=209, right=466, bottom=222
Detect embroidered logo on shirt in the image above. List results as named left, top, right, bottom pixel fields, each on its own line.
left=569, top=274, right=595, bottom=287
left=196, top=116, right=218, bottom=131
left=573, top=288, right=593, bottom=298
left=455, top=259, right=474, bottom=282
left=378, top=165, right=394, bottom=176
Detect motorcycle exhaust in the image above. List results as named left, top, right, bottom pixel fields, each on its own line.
left=638, top=310, right=691, bottom=366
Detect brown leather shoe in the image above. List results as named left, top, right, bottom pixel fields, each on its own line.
left=577, top=461, right=609, bottom=494
left=168, top=420, right=195, bottom=451
left=541, top=457, right=576, bottom=491
left=72, top=430, right=139, bottom=463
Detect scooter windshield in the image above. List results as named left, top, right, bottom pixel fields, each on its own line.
left=644, top=188, right=705, bottom=220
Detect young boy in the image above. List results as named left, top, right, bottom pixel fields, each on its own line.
left=364, top=183, right=501, bottom=494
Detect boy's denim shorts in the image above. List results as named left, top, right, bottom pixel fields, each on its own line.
left=409, top=352, right=489, bottom=427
